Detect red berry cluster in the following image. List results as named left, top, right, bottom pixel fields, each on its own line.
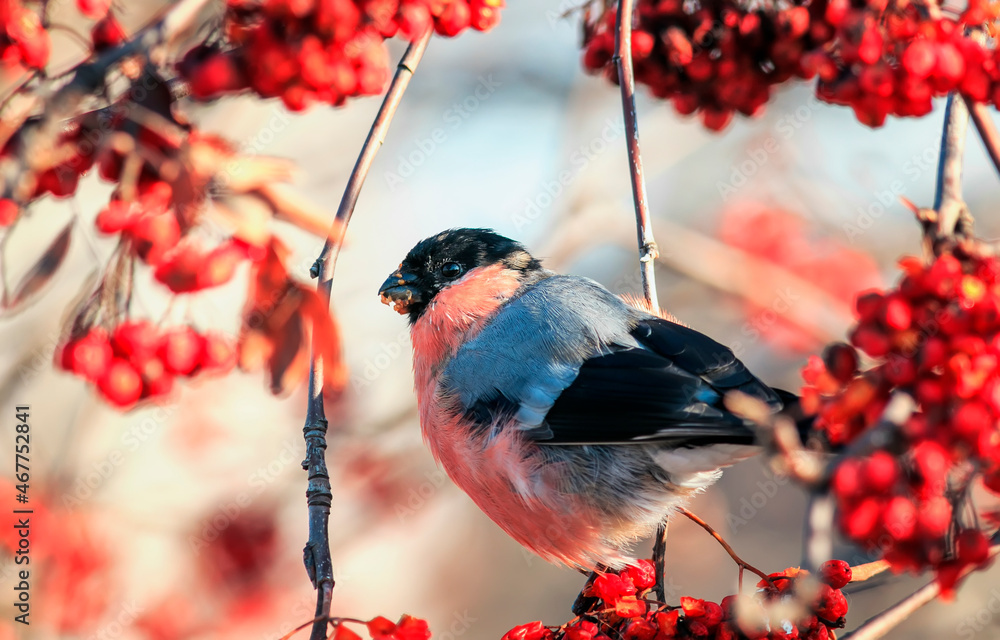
left=1, top=1, right=50, bottom=69
left=181, top=0, right=504, bottom=110
left=581, top=0, right=1000, bottom=130
left=331, top=614, right=431, bottom=640
left=58, top=322, right=236, bottom=409
left=95, top=182, right=182, bottom=266
left=501, top=560, right=851, bottom=640
left=583, top=0, right=835, bottom=130
left=803, top=251, right=1000, bottom=589
left=815, top=2, right=1000, bottom=127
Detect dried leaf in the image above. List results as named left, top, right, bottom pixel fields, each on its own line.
left=3, top=221, right=72, bottom=313
left=237, top=239, right=346, bottom=395
left=268, top=309, right=309, bottom=394
left=300, top=287, right=347, bottom=393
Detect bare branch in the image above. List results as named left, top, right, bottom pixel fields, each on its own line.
left=613, top=0, right=659, bottom=309
left=964, top=97, right=1000, bottom=182
left=678, top=507, right=772, bottom=588
left=652, top=521, right=669, bottom=603
left=849, top=560, right=891, bottom=583
left=930, top=94, right=970, bottom=248
left=301, top=30, right=431, bottom=640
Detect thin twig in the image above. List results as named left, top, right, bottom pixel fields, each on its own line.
left=613, top=0, right=659, bottom=309
left=312, top=30, right=432, bottom=284
left=301, top=30, right=431, bottom=640
left=678, top=508, right=772, bottom=587
left=964, top=97, right=1000, bottom=182
left=849, top=559, right=891, bottom=583
left=652, top=521, right=668, bottom=603
left=931, top=94, right=970, bottom=248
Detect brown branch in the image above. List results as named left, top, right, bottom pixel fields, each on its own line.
left=965, top=97, right=1000, bottom=182
left=849, top=559, right=891, bottom=583
left=652, top=521, right=669, bottom=603
left=301, top=30, right=431, bottom=640
left=613, top=0, right=659, bottom=310
left=678, top=507, right=772, bottom=588
left=928, top=93, right=970, bottom=254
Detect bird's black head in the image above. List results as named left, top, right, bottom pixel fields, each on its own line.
left=378, top=228, right=543, bottom=323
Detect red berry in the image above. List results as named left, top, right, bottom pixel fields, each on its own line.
left=902, top=40, right=935, bottom=78
left=112, top=320, right=161, bottom=365
left=91, top=15, right=126, bottom=51
left=861, top=451, right=898, bottom=493
left=158, top=327, right=205, bottom=375
left=98, top=358, right=143, bottom=408
left=814, top=585, right=848, bottom=621
left=96, top=200, right=135, bottom=233
left=916, top=496, right=951, bottom=540
left=501, top=621, right=552, bottom=640
left=62, top=330, right=113, bottom=382
left=187, top=52, right=249, bottom=99
left=823, top=343, right=859, bottom=383
left=882, top=295, right=912, bottom=330
left=956, top=529, right=990, bottom=565
left=77, top=0, right=111, bottom=19
left=840, top=496, right=882, bottom=540
left=435, top=2, right=471, bottom=37
left=130, top=211, right=180, bottom=265
left=622, top=559, right=656, bottom=590
left=831, top=458, right=865, bottom=500
left=0, top=199, right=19, bottom=226
left=882, top=495, right=917, bottom=541
left=818, top=560, right=852, bottom=589
left=200, top=332, right=236, bottom=373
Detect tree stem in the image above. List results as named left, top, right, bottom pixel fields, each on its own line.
left=613, top=0, right=659, bottom=310
left=302, top=30, right=431, bottom=640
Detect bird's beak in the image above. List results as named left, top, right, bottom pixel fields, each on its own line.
left=378, top=270, right=422, bottom=315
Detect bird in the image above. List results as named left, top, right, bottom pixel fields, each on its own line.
left=378, top=228, right=798, bottom=571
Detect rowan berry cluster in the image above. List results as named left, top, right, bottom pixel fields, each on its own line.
left=181, top=0, right=505, bottom=109
left=501, top=560, right=852, bottom=640
left=802, top=251, right=1000, bottom=590
left=58, top=322, right=236, bottom=409
left=332, top=614, right=432, bottom=640
left=815, top=0, right=1000, bottom=127
left=581, top=0, right=1000, bottom=130
left=0, top=0, right=50, bottom=70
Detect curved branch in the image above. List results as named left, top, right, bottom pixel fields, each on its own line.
left=613, top=0, right=659, bottom=310
left=964, top=97, right=1000, bottom=181
left=929, top=94, right=970, bottom=252
left=301, top=30, right=432, bottom=640
left=678, top=507, right=772, bottom=588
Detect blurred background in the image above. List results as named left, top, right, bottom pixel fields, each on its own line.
left=1, top=1, right=1000, bottom=638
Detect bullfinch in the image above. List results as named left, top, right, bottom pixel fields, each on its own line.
left=378, top=228, right=797, bottom=570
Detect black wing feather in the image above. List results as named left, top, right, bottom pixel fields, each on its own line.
left=535, top=318, right=785, bottom=446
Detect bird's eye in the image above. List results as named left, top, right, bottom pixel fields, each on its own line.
left=440, top=262, right=463, bottom=279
